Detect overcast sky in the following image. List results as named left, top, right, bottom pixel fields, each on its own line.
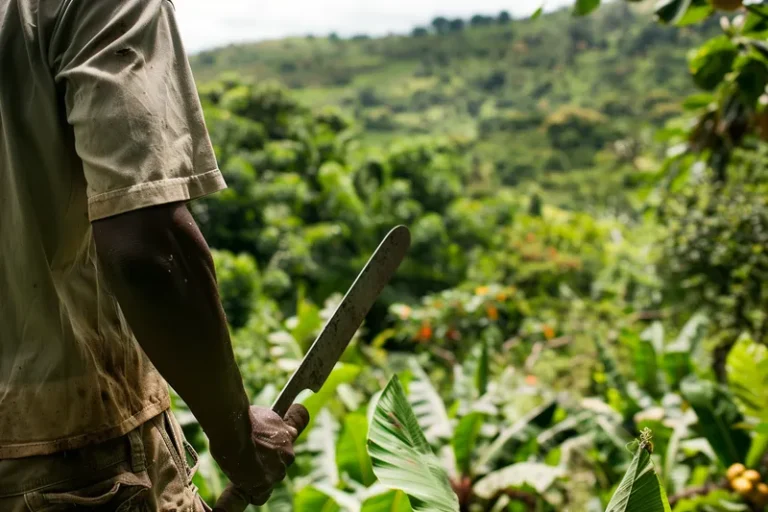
left=174, top=0, right=574, bottom=54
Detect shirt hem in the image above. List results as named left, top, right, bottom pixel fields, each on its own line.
left=0, top=395, right=171, bottom=459
left=87, top=168, right=227, bottom=221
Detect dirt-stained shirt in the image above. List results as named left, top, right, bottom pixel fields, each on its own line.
left=0, top=0, right=226, bottom=457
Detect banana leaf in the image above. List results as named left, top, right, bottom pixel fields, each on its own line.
left=367, top=375, right=460, bottom=512
left=680, top=375, right=750, bottom=467
left=605, top=444, right=671, bottom=512
left=337, top=413, right=376, bottom=486
left=452, top=412, right=485, bottom=477
left=407, top=359, right=453, bottom=442
left=474, top=399, right=557, bottom=473
left=473, top=462, right=565, bottom=499
left=726, top=334, right=768, bottom=422
left=361, top=490, right=412, bottom=512
left=303, top=408, right=340, bottom=487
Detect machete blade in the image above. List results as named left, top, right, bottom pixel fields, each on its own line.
left=271, top=225, right=411, bottom=416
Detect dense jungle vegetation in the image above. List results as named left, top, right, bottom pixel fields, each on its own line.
left=174, top=0, right=768, bottom=510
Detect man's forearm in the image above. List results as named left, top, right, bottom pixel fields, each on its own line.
left=93, top=203, right=251, bottom=453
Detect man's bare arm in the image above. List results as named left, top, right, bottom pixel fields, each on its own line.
left=93, top=202, right=251, bottom=450
left=92, top=201, right=307, bottom=503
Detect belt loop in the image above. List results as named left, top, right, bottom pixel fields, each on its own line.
left=183, top=439, right=200, bottom=483
left=127, top=427, right=146, bottom=473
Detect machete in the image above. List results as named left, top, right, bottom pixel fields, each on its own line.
left=271, top=224, right=411, bottom=416
left=214, top=225, right=411, bottom=512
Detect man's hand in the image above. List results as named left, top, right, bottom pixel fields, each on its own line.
left=211, top=404, right=310, bottom=505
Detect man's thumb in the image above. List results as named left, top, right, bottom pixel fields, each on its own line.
left=283, top=404, right=310, bottom=439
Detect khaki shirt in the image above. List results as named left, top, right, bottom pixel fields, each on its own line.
left=0, top=0, right=226, bottom=457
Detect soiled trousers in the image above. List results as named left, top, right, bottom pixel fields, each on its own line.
left=0, top=410, right=212, bottom=511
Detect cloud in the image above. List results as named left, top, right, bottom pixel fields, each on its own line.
left=173, top=0, right=572, bottom=53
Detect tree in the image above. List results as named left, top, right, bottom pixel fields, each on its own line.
left=431, top=16, right=450, bottom=34
left=449, top=18, right=465, bottom=32
left=470, top=15, right=493, bottom=27
left=498, top=10, right=511, bottom=23
left=412, top=26, right=429, bottom=37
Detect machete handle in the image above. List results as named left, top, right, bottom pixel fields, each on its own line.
left=271, top=391, right=296, bottom=418
left=211, top=404, right=304, bottom=512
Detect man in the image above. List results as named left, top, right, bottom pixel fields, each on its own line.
left=0, top=0, right=308, bottom=509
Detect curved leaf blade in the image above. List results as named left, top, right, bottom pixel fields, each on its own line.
left=367, top=376, right=460, bottom=512
left=294, top=486, right=342, bottom=512
left=605, top=445, right=671, bottom=512
left=680, top=376, right=750, bottom=467
left=727, top=335, right=768, bottom=422
left=337, top=413, right=377, bottom=486
left=574, top=0, right=600, bottom=16
left=452, top=413, right=485, bottom=477
left=407, top=359, right=453, bottom=442
left=361, top=490, right=413, bottom=512
left=304, top=408, right=340, bottom=487
left=473, top=462, right=565, bottom=499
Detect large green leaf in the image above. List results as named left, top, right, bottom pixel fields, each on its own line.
left=337, top=413, right=376, bottom=486
left=473, top=462, right=565, bottom=499
left=680, top=376, right=751, bottom=467
left=574, top=0, right=600, bottom=16
left=689, top=36, right=739, bottom=91
left=595, top=337, right=641, bottom=419
left=663, top=313, right=709, bottom=388
left=407, top=359, right=453, bottom=442
left=633, top=327, right=662, bottom=397
left=293, top=486, right=342, bottom=512
left=655, top=0, right=692, bottom=24
left=367, top=376, right=460, bottom=512
left=655, top=0, right=712, bottom=26
left=726, top=335, right=768, bottom=421
left=361, top=490, right=412, bottom=512
left=301, top=363, right=362, bottom=436
left=605, top=444, right=671, bottom=512
left=303, top=408, right=340, bottom=487
left=452, top=413, right=484, bottom=477
left=474, top=400, right=558, bottom=473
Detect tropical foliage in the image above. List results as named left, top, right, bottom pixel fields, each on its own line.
left=173, top=1, right=768, bottom=510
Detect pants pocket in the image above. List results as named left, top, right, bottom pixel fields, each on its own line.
left=24, top=472, right=151, bottom=512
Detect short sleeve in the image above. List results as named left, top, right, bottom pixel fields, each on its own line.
left=52, top=0, right=226, bottom=220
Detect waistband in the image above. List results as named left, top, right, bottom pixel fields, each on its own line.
left=0, top=411, right=162, bottom=497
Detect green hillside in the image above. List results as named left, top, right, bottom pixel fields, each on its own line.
left=190, top=4, right=718, bottom=211
left=191, top=4, right=714, bottom=137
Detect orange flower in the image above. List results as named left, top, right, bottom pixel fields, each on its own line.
left=547, top=247, right=558, bottom=258
left=486, top=305, right=499, bottom=321
left=525, top=375, right=538, bottom=386
left=496, top=292, right=507, bottom=302
left=416, top=323, right=432, bottom=342
left=542, top=325, right=555, bottom=340
left=475, top=286, right=490, bottom=296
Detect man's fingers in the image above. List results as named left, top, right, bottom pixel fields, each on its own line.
left=283, top=404, right=309, bottom=439
left=212, top=483, right=250, bottom=512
